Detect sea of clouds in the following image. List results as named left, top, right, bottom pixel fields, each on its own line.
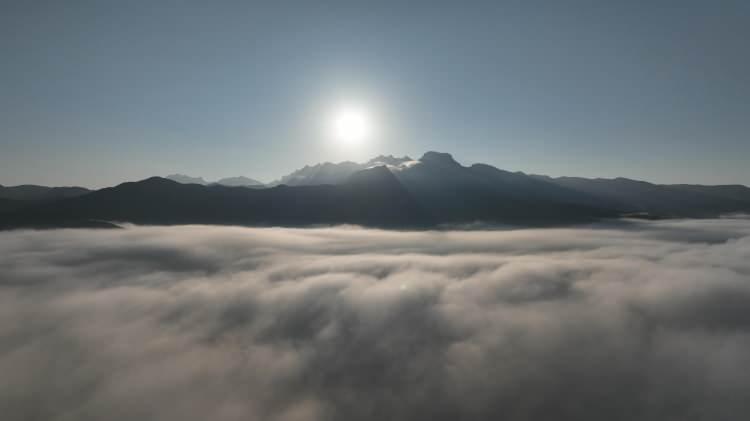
left=2, top=219, right=750, bottom=420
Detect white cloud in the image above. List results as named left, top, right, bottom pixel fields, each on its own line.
left=1, top=219, right=750, bottom=420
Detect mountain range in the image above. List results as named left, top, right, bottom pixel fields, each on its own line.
left=1, top=151, right=749, bottom=230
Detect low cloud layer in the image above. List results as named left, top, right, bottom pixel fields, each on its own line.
left=2, top=219, right=750, bottom=420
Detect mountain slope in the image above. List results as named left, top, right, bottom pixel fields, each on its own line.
left=0, top=198, right=24, bottom=213
left=0, top=184, right=91, bottom=214
left=667, top=184, right=750, bottom=204
left=390, top=152, right=617, bottom=224
left=0, top=184, right=90, bottom=201
left=534, top=176, right=750, bottom=217
left=266, top=152, right=635, bottom=223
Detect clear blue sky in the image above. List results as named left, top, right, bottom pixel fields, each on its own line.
left=1, top=1, right=748, bottom=188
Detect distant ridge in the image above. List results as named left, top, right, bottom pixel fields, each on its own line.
left=532, top=175, right=750, bottom=217
left=0, top=184, right=90, bottom=201
left=215, top=176, right=264, bottom=187
left=166, top=174, right=208, bottom=185
left=270, top=161, right=363, bottom=186
left=269, top=155, right=413, bottom=186
left=166, top=174, right=264, bottom=187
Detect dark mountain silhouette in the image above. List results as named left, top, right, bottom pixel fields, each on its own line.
left=2, top=151, right=749, bottom=230
left=0, top=184, right=91, bottom=214
left=389, top=152, right=616, bottom=224
left=0, top=184, right=90, bottom=201
left=0, top=198, right=24, bottom=213
left=0, top=167, right=431, bottom=230
left=667, top=184, right=750, bottom=203
left=533, top=176, right=750, bottom=217
left=267, top=152, right=617, bottom=222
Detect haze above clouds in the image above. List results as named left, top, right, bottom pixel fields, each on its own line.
left=2, top=219, right=750, bottom=420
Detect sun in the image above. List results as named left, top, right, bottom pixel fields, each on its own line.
left=330, top=106, right=372, bottom=144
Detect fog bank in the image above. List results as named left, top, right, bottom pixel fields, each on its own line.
left=2, top=219, right=750, bottom=420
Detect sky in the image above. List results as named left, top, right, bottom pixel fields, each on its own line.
left=1, top=0, right=748, bottom=188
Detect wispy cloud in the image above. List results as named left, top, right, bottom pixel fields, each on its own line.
left=2, top=220, right=750, bottom=420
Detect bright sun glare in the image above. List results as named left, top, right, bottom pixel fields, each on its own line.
left=331, top=107, right=372, bottom=144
